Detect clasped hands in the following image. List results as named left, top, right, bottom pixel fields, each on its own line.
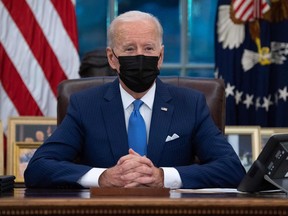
left=99, top=149, right=164, bottom=188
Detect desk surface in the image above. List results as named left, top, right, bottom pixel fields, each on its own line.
left=1, top=188, right=288, bottom=216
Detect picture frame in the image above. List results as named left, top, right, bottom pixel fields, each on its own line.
left=260, top=127, right=288, bottom=150
left=225, top=126, right=261, bottom=172
left=14, top=142, right=41, bottom=183
left=0, top=121, right=3, bottom=175
left=7, top=116, right=57, bottom=182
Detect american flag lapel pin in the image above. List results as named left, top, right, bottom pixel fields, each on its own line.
left=161, top=107, right=168, bottom=111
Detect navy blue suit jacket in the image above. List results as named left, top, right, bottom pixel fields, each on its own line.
left=24, top=78, right=245, bottom=188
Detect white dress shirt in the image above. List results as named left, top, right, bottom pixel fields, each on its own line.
left=78, top=81, right=182, bottom=188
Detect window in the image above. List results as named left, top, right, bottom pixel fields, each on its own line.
left=76, top=0, right=217, bottom=77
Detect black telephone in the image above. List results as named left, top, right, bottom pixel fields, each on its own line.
left=237, top=133, right=288, bottom=193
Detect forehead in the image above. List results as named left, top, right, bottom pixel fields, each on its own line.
left=114, top=20, right=161, bottom=46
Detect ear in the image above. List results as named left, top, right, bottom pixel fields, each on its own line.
left=157, top=45, right=164, bottom=69
left=106, top=47, right=118, bottom=70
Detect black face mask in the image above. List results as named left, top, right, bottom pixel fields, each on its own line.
left=113, top=51, right=160, bottom=93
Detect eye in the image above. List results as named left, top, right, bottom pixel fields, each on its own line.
left=144, top=46, right=156, bottom=54
left=125, top=47, right=135, bottom=53
left=145, top=47, right=154, bottom=51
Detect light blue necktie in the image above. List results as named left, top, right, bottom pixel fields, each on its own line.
left=128, top=100, right=147, bottom=156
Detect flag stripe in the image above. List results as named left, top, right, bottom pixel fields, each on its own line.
left=233, top=0, right=270, bottom=21
left=0, top=1, right=57, bottom=117
left=234, top=0, right=253, bottom=21
left=50, top=0, right=78, bottom=50
left=261, top=1, right=270, bottom=14
left=253, top=0, right=260, bottom=18
left=0, top=0, right=80, bottom=176
left=241, top=4, right=254, bottom=21
left=0, top=83, right=19, bottom=133
left=233, top=0, right=249, bottom=15
left=2, top=0, right=68, bottom=96
left=0, top=43, right=43, bottom=116
left=0, top=0, right=79, bottom=135
left=26, top=0, right=80, bottom=80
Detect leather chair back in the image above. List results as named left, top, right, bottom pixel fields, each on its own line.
left=57, top=76, right=226, bottom=133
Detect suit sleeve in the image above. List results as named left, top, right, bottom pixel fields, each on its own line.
left=24, top=94, right=92, bottom=188
left=175, top=93, right=246, bottom=189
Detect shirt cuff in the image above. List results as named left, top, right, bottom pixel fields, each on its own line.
left=161, top=167, right=182, bottom=189
left=77, top=168, right=106, bottom=188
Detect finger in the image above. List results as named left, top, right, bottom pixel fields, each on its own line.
left=132, top=176, right=155, bottom=185
left=120, top=161, right=154, bottom=176
left=124, top=181, right=147, bottom=188
left=125, top=167, right=164, bottom=188
left=121, top=171, right=143, bottom=182
left=123, top=175, right=158, bottom=188
left=99, top=166, right=126, bottom=187
left=117, top=153, right=140, bottom=165
left=121, top=164, right=154, bottom=180
left=128, top=148, right=140, bottom=156
left=119, top=148, right=140, bottom=162
left=118, top=154, right=153, bottom=167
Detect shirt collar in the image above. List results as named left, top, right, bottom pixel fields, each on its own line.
left=120, top=82, right=156, bottom=110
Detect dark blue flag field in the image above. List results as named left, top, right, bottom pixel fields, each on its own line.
left=215, top=0, right=288, bottom=127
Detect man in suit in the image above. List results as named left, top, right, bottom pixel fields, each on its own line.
left=24, top=11, right=245, bottom=189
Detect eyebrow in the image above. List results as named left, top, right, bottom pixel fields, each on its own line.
left=122, top=43, right=135, bottom=48
left=122, top=42, right=156, bottom=48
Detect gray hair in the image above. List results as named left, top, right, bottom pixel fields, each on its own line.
left=107, top=10, right=163, bottom=47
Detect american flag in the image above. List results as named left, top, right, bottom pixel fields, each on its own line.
left=232, top=0, right=270, bottom=21
left=0, top=0, right=80, bottom=135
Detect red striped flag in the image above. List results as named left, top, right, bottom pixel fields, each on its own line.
left=232, top=0, right=270, bottom=22
left=0, top=0, right=80, bottom=134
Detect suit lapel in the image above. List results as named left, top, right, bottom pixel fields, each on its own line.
left=100, top=78, right=174, bottom=165
left=147, top=79, right=174, bottom=165
left=101, top=79, right=129, bottom=162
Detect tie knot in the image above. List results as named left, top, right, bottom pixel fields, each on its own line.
left=133, top=100, right=143, bottom=111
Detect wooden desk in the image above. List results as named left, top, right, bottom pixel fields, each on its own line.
left=0, top=188, right=288, bottom=215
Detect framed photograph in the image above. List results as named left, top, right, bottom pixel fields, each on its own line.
left=225, top=126, right=261, bottom=172
left=260, top=128, right=288, bottom=150
left=0, top=121, right=3, bottom=175
left=7, top=116, right=57, bottom=182
left=14, top=142, right=41, bottom=183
